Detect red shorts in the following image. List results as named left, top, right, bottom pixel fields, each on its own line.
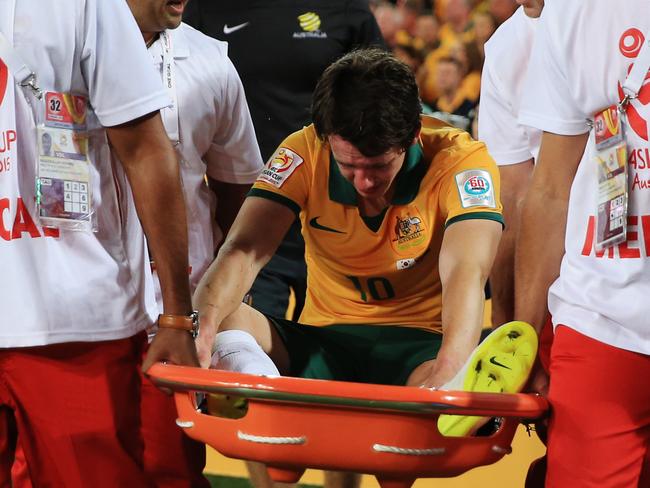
left=140, top=345, right=209, bottom=488
left=546, top=325, right=650, bottom=487
left=0, top=334, right=151, bottom=487
left=538, top=315, right=553, bottom=373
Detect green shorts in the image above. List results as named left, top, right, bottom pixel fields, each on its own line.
left=267, top=317, right=443, bottom=385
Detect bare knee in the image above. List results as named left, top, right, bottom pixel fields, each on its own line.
left=220, top=303, right=266, bottom=336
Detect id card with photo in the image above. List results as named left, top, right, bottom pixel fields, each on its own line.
left=36, top=125, right=94, bottom=231
left=593, top=105, right=628, bottom=250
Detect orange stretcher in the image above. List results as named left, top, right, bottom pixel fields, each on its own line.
left=147, top=364, right=547, bottom=488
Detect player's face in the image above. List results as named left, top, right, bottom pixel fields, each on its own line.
left=127, top=0, right=186, bottom=37
left=516, top=0, right=544, bottom=18
left=329, top=135, right=407, bottom=200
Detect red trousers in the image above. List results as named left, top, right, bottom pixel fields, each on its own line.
left=546, top=325, right=650, bottom=487
left=5, top=337, right=210, bottom=488
left=140, top=356, right=209, bottom=488
left=0, top=334, right=152, bottom=487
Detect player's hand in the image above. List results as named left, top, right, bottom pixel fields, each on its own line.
left=409, top=355, right=462, bottom=389
left=142, top=327, right=200, bottom=372
left=195, top=321, right=218, bottom=369
left=421, top=362, right=458, bottom=389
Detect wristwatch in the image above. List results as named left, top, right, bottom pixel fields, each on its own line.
left=158, top=311, right=200, bottom=339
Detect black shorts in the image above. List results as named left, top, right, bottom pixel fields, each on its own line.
left=267, top=317, right=443, bottom=386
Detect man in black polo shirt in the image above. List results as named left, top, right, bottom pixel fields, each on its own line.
left=184, top=3, right=384, bottom=487
left=184, top=0, right=384, bottom=325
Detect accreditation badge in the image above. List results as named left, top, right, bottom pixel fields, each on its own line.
left=592, top=105, right=627, bottom=250
left=35, top=92, right=95, bottom=231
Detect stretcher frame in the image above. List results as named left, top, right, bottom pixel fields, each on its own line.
left=147, top=363, right=547, bottom=488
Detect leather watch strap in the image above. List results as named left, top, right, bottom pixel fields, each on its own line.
left=158, top=313, right=194, bottom=332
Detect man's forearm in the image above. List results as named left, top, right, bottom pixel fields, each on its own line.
left=514, top=187, right=567, bottom=333
left=194, top=241, right=263, bottom=330
left=514, top=132, right=587, bottom=333
left=191, top=196, right=295, bottom=367
left=490, top=210, right=517, bottom=326
left=130, top=152, right=191, bottom=314
left=107, top=113, right=192, bottom=315
left=438, top=266, right=486, bottom=366
left=490, top=160, right=534, bottom=326
left=432, top=219, right=502, bottom=386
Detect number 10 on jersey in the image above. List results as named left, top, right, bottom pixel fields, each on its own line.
left=345, top=276, right=395, bottom=302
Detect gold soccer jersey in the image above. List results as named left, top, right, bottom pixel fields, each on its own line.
left=250, top=116, right=503, bottom=332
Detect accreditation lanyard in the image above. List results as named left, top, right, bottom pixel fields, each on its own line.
left=622, top=34, right=650, bottom=103
left=0, top=0, right=42, bottom=100
left=159, top=30, right=180, bottom=145
left=592, top=33, right=650, bottom=250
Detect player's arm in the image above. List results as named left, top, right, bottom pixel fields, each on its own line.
left=515, top=132, right=588, bottom=332
left=207, top=178, right=253, bottom=253
left=193, top=196, right=295, bottom=367
left=423, top=218, right=502, bottom=388
left=490, top=160, right=534, bottom=325
left=106, top=111, right=198, bottom=370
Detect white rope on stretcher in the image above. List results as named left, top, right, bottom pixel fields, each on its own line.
left=372, top=444, right=446, bottom=456
left=237, top=430, right=306, bottom=445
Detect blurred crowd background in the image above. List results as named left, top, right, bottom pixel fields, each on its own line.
left=371, top=0, right=517, bottom=134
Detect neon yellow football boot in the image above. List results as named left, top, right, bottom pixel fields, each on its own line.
left=437, top=321, right=538, bottom=437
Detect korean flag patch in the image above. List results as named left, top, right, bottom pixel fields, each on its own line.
left=455, top=169, right=496, bottom=208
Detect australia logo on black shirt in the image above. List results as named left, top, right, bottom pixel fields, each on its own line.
left=293, top=12, right=327, bottom=39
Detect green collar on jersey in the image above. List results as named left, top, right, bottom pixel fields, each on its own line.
left=328, top=143, right=427, bottom=206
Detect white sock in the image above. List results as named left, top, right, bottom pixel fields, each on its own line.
left=210, top=329, right=280, bottom=376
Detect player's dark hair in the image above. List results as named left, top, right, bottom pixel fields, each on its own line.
left=311, top=48, right=422, bottom=157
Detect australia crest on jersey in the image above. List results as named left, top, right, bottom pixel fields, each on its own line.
left=390, top=206, right=428, bottom=255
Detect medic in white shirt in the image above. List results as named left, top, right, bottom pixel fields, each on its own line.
left=516, top=0, right=650, bottom=485
left=477, top=3, right=548, bottom=486
left=478, top=0, right=543, bottom=327
left=0, top=0, right=198, bottom=486
left=126, top=0, right=264, bottom=486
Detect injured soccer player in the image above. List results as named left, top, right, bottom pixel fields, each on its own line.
left=194, top=48, right=537, bottom=441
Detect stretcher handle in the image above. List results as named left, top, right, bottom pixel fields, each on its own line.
left=148, top=363, right=548, bottom=419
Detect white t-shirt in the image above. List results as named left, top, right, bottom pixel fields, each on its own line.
left=478, top=7, right=541, bottom=166
left=519, top=0, right=650, bottom=354
left=148, top=24, right=263, bottom=302
left=0, top=0, right=170, bottom=347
